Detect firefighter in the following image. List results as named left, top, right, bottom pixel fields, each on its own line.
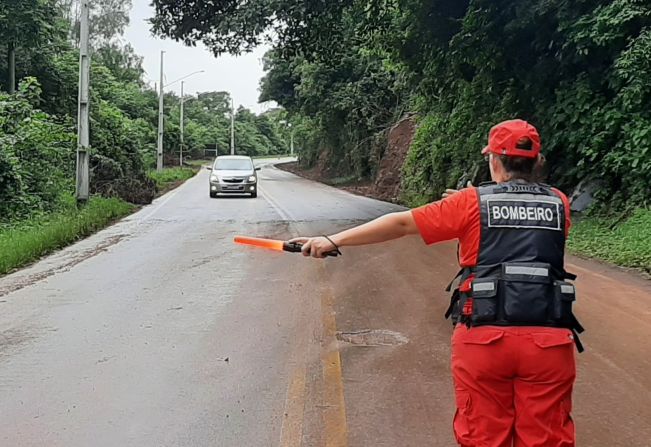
left=291, top=119, right=583, bottom=447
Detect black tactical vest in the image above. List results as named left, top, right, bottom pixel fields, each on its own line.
left=446, top=181, right=585, bottom=351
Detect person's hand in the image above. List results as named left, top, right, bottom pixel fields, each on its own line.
left=442, top=181, right=473, bottom=199
left=442, top=188, right=460, bottom=198
left=288, top=236, right=337, bottom=258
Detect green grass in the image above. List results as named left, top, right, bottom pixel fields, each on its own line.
left=148, top=167, right=197, bottom=190
left=567, top=208, right=651, bottom=272
left=183, top=159, right=213, bottom=167
left=0, top=196, right=134, bottom=276
left=253, top=153, right=293, bottom=160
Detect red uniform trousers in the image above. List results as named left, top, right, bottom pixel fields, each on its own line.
left=451, top=325, right=576, bottom=447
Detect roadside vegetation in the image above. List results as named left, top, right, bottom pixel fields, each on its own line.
left=0, top=0, right=293, bottom=274
left=0, top=196, right=134, bottom=275
left=150, top=0, right=651, bottom=272
left=253, top=153, right=293, bottom=160
left=184, top=159, right=213, bottom=168
left=568, top=209, right=651, bottom=273
left=148, top=167, right=197, bottom=192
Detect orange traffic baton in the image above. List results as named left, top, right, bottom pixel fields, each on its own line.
left=234, top=236, right=340, bottom=257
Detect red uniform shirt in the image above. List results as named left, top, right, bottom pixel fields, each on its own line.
left=411, top=187, right=572, bottom=267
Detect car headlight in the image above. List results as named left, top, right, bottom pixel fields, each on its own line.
left=248, top=176, right=257, bottom=183
left=210, top=175, right=219, bottom=182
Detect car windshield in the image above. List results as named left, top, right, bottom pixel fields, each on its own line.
left=214, top=159, right=253, bottom=170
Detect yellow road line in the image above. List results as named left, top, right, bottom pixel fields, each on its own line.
left=321, top=283, right=349, bottom=447
left=261, top=185, right=348, bottom=446
left=280, top=366, right=307, bottom=447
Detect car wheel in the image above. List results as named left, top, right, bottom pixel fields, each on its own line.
left=210, top=191, right=217, bottom=198
left=251, top=192, right=257, bottom=198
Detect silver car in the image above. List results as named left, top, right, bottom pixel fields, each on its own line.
left=208, top=155, right=260, bottom=198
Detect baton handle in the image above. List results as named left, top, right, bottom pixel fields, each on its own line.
left=283, top=242, right=340, bottom=257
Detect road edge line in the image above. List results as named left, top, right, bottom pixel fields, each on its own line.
left=263, top=181, right=349, bottom=447
left=320, top=270, right=349, bottom=447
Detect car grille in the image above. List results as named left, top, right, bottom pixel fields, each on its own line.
left=222, top=177, right=245, bottom=184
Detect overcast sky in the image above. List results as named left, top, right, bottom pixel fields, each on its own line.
left=124, top=2, right=274, bottom=114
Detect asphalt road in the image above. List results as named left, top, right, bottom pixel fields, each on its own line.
left=1, top=159, right=650, bottom=446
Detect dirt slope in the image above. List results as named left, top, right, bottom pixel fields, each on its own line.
left=279, top=114, right=416, bottom=203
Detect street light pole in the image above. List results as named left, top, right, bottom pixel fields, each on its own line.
left=157, top=51, right=165, bottom=172
left=157, top=69, right=203, bottom=168
left=279, top=120, right=294, bottom=156
left=230, top=98, right=235, bottom=155
left=180, top=81, right=184, bottom=167
left=289, top=123, right=294, bottom=156
left=75, top=0, right=90, bottom=203
left=216, top=122, right=220, bottom=158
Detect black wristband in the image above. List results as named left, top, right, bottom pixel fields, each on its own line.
left=322, top=235, right=342, bottom=255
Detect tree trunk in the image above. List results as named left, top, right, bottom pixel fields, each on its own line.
left=8, top=41, right=16, bottom=94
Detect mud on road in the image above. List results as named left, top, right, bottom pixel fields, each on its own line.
left=0, top=161, right=649, bottom=446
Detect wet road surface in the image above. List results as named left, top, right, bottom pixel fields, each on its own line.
left=0, top=160, right=650, bottom=446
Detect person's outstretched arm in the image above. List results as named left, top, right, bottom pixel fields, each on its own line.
left=289, top=211, right=420, bottom=258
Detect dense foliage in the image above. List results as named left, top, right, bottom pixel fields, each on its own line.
left=568, top=209, right=651, bottom=272
left=148, top=167, right=196, bottom=191
left=397, top=0, right=651, bottom=209
left=150, top=0, right=366, bottom=57
left=153, top=0, right=651, bottom=210
left=0, top=79, right=75, bottom=219
left=0, top=0, right=288, bottom=223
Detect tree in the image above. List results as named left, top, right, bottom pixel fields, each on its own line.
left=0, top=0, right=58, bottom=93
left=195, top=91, right=231, bottom=116
left=89, top=0, right=132, bottom=44
left=59, top=0, right=132, bottom=45
left=259, top=50, right=301, bottom=110
left=94, top=43, right=144, bottom=85
left=258, top=12, right=406, bottom=177
left=0, top=78, right=75, bottom=220
left=150, top=0, right=392, bottom=57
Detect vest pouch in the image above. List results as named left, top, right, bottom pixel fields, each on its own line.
left=553, top=280, right=576, bottom=324
left=501, top=263, right=552, bottom=323
left=471, top=278, right=498, bottom=323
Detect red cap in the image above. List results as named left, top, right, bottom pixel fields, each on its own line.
left=482, top=119, right=541, bottom=158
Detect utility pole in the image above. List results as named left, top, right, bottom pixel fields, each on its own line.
left=8, top=42, right=15, bottom=94
left=180, top=81, right=184, bottom=167
left=215, top=113, right=220, bottom=158
left=279, top=120, right=294, bottom=156
left=289, top=123, right=294, bottom=156
left=216, top=134, right=219, bottom=158
left=230, top=98, right=235, bottom=155
left=75, top=1, right=90, bottom=203
left=157, top=51, right=165, bottom=172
